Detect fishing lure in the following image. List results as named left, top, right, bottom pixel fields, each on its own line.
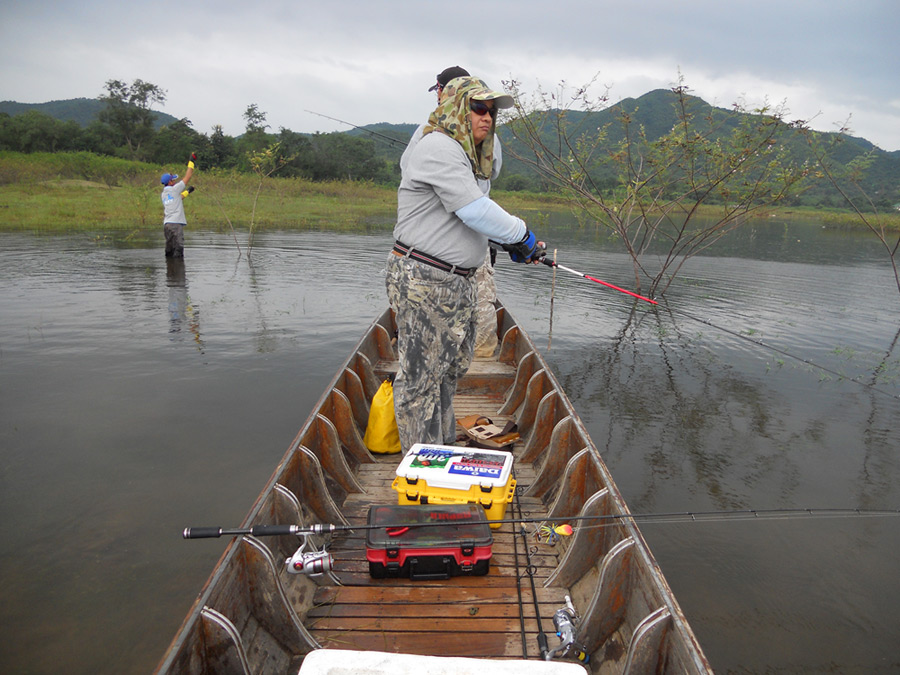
left=533, top=522, right=573, bottom=546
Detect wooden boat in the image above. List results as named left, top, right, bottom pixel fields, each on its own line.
left=156, top=303, right=713, bottom=674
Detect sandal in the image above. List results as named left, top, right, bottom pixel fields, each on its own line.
left=457, top=414, right=520, bottom=450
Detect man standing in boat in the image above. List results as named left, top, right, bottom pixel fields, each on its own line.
left=386, top=76, right=546, bottom=453
left=402, top=66, right=503, bottom=359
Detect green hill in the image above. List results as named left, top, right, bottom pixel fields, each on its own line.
left=494, top=89, right=900, bottom=205
left=3, top=91, right=898, bottom=206
left=345, top=122, right=417, bottom=164
left=0, top=97, right=179, bottom=129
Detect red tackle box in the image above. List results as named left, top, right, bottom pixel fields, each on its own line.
left=365, top=504, right=493, bottom=580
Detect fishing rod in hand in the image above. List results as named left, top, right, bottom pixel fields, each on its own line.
left=540, top=257, right=657, bottom=305
left=305, top=109, right=410, bottom=149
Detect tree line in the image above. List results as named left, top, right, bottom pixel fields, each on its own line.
left=1, top=76, right=897, bottom=297
left=0, top=79, right=396, bottom=183
left=2, top=77, right=898, bottom=215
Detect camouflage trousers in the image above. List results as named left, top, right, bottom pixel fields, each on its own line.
left=473, top=250, right=498, bottom=358
left=385, top=253, right=477, bottom=453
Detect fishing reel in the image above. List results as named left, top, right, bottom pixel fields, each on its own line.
left=285, top=531, right=333, bottom=576
left=546, top=595, right=589, bottom=663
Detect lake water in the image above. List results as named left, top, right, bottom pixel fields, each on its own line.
left=1, top=217, right=899, bottom=673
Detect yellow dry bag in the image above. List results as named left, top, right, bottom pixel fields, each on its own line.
left=364, top=379, right=401, bottom=454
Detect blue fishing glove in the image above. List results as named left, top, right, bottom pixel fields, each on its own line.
left=502, top=230, right=546, bottom=263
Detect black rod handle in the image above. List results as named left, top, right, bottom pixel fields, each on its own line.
left=249, top=524, right=298, bottom=537
left=183, top=527, right=226, bottom=539
left=183, top=524, right=303, bottom=539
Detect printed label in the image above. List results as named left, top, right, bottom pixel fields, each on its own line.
left=403, top=446, right=509, bottom=483
left=409, top=448, right=453, bottom=469
left=448, top=452, right=505, bottom=480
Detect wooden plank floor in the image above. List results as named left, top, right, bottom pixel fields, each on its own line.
left=307, top=384, right=568, bottom=659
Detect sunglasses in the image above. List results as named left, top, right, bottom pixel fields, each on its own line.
left=469, top=100, right=497, bottom=118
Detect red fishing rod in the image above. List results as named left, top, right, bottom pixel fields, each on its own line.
left=539, top=257, right=658, bottom=305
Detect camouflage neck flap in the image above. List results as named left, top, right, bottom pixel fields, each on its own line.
left=423, top=76, right=496, bottom=180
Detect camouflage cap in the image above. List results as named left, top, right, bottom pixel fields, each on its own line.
left=423, top=77, right=507, bottom=180
left=466, top=81, right=513, bottom=109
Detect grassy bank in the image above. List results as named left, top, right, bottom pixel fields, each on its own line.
left=1, top=151, right=896, bottom=233
left=0, top=151, right=399, bottom=232
left=0, top=150, right=569, bottom=233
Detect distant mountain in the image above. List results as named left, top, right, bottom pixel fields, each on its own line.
left=0, top=97, right=179, bottom=129
left=4, top=92, right=897, bottom=204
left=345, top=122, right=417, bottom=164
left=494, top=89, right=900, bottom=203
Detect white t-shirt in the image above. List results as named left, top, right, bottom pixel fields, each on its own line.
left=161, top=181, right=187, bottom=225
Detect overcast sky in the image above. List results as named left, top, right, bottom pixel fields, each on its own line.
left=2, top=1, right=898, bottom=150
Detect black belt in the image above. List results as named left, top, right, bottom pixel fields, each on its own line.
left=392, top=242, right=475, bottom=278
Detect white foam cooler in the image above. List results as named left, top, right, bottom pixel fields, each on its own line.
left=390, top=443, right=516, bottom=528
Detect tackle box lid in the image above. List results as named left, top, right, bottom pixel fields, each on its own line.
left=395, top=443, right=513, bottom=490
left=366, top=504, right=493, bottom=549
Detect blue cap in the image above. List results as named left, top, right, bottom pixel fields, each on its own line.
left=161, top=173, right=179, bottom=185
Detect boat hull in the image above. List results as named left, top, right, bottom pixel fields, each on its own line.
left=156, top=304, right=712, bottom=673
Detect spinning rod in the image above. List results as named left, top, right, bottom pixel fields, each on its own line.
left=304, top=109, right=409, bottom=148
left=540, top=257, right=657, bottom=305
left=183, top=507, right=900, bottom=540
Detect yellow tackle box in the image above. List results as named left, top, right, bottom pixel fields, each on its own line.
left=391, top=444, right=516, bottom=528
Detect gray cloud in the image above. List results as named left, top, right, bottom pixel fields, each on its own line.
left=2, top=0, right=898, bottom=150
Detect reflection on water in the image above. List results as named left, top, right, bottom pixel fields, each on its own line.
left=166, top=259, right=203, bottom=350
left=0, top=221, right=898, bottom=674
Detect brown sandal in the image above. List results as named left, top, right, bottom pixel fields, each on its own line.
left=457, top=414, right=520, bottom=450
